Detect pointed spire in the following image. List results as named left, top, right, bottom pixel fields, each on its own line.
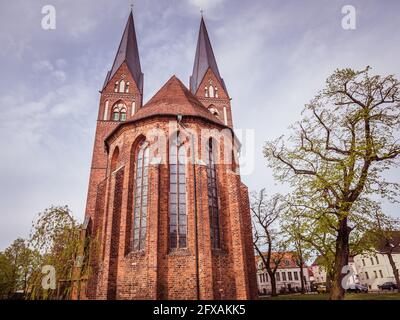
left=190, top=17, right=227, bottom=95
left=103, top=11, right=143, bottom=94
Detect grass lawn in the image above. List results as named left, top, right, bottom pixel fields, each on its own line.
left=260, top=292, right=400, bottom=300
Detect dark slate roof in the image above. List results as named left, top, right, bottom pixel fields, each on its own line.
left=189, top=17, right=227, bottom=95
left=105, top=76, right=228, bottom=145
left=103, top=11, right=143, bottom=93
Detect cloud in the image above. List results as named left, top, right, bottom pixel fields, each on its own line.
left=32, top=59, right=67, bottom=82
left=187, top=0, right=227, bottom=10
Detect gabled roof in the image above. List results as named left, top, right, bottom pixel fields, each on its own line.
left=190, top=17, right=227, bottom=95
left=103, top=11, right=143, bottom=93
left=105, top=76, right=228, bottom=145
left=256, top=252, right=308, bottom=269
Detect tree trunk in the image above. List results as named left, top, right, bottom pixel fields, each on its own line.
left=387, top=252, right=400, bottom=293
left=299, top=263, right=305, bottom=294
left=330, top=218, right=351, bottom=300
left=326, top=271, right=332, bottom=291
left=268, top=270, right=277, bottom=296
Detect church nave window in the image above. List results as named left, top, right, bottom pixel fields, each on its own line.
left=206, top=138, right=221, bottom=249
left=132, top=141, right=150, bottom=251
left=169, top=132, right=187, bottom=249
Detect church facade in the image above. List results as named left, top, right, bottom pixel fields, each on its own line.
left=81, top=11, right=257, bottom=300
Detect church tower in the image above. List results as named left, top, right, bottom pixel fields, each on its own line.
left=85, top=11, right=143, bottom=230
left=81, top=12, right=257, bottom=300
left=190, top=17, right=233, bottom=127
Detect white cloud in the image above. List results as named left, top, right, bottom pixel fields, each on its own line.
left=187, top=0, right=227, bottom=10
left=32, top=59, right=67, bottom=83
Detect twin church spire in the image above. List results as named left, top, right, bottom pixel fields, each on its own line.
left=104, top=11, right=228, bottom=104
left=103, top=11, right=143, bottom=95
left=190, top=17, right=228, bottom=96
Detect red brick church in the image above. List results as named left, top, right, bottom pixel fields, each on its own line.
left=80, top=11, right=257, bottom=300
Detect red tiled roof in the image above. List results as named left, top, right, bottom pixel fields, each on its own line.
left=105, top=75, right=227, bottom=145
left=256, top=252, right=307, bottom=269
left=134, top=75, right=225, bottom=124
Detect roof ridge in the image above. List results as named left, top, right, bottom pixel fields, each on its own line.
left=143, top=75, right=208, bottom=111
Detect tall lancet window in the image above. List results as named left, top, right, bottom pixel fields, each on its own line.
left=169, top=132, right=187, bottom=249
left=119, top=80, right=125, bottom=93
left=206, top=138, right=220, bottom=249
left=209, top=85, right=214, bottom=98
left=132, top=141, right=150, bottom=251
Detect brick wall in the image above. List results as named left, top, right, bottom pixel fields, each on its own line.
left=84, top=115, right=257, bottom=300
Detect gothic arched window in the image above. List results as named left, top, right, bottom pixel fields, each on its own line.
left=119, top=80, right=125, bottom=93
left=126, top=81, right=130, bottom=93
left=114, top=81, right=118, bottom=92
left=208, top=106, right=219, bottom=118
left=112, top=102, right=127, bottom=121
left=112, top=107, right=120, bottom=121
left=104, top=100, right=109, bottom=120
left=120, top=107, right=127, bottom=121
left=132, top=141, right=150, bottom=251
left=205, top=86, right=209, bottom=97
left=206, top=138, right=220, bottom=249
left=209, top=85, right=214, bottom=98
left=169, top=132, right=187, bottom=249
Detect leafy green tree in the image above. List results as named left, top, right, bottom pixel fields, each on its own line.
left=264, top=67, right=400, bottom=299
left=27, top=205, right=80, bottom=300
left=0, top=238, right=39, bottom=298
left=0, top=252, right=14, bottom=298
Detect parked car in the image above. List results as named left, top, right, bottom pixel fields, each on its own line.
left=378, top=282, right=398, bottom=291
left=346, top=284, right=368, bottom=293
left=316, top=284, right=327, bottom=294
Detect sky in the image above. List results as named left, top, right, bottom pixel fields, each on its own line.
left=0, top=0, right=400, bottom=250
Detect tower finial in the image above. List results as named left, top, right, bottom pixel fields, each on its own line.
left=200, top=8, right=204, bottom=17
left=130, top=2, right=134, bottom=12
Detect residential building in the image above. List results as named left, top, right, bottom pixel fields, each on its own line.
left=256, top=252, right=311, bottom=295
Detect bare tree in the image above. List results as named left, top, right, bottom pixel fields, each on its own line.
left=264, top=67, right=400, bottom=299
left=370, top=209, right=400, bottom=292
left=281, top=208, right=312, bottom=294
left=251, top=189, right=287, bottom=296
